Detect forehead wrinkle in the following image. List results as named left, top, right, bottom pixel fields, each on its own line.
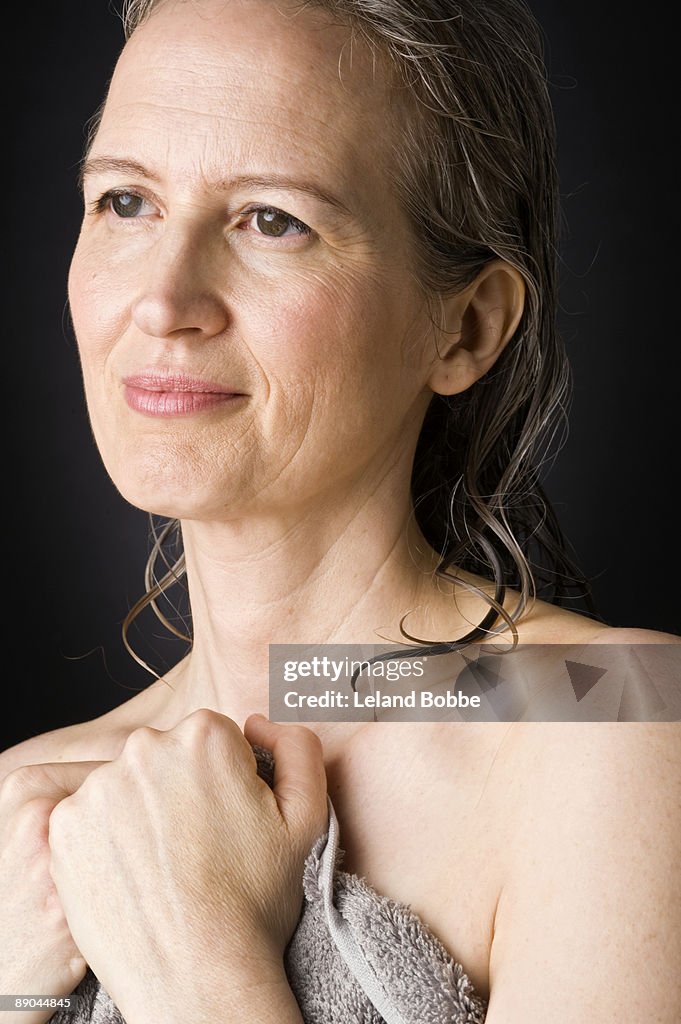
left=104, top=11, right=395, bottom=168
left=96, top=98, right=365, bottom=193
left=98, top=111, right=361, bottom=183
left=108, top=54, right=377, bottom=126
left=95, top=4, right=400, bottom=230
left=103, top=47, right=376, bottom=152
left=105, top=94, right=359, bottom=135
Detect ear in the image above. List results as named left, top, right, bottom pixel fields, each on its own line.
left=426, top=259, right=526, bottom=396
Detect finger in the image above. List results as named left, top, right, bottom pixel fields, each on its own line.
left=1, top=761, right=110, bottom=812
left=165, top=708, right=253, bottom=769
left=244, top=715, right=328, bottom=836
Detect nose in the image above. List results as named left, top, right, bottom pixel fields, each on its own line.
left=131, top=223, right=230, bottom=341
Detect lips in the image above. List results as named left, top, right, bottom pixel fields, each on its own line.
left=122, top=372, right=247, bottom=417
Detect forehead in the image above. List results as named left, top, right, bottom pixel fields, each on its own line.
left=94, top=0, right=398, bottom=195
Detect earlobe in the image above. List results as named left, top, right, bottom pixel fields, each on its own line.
left=427, top=260, right=526, bottom=397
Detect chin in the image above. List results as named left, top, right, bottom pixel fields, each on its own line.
left=116, top=480, right=238, bottom=521
left=102, top=442, right=250, bottom=521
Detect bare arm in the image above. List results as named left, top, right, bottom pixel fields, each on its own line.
left=485, top=721, right=681, bottom=1023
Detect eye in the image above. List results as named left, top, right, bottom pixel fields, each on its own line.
left=242, top=205, right=312, bottom=239
left=89, top=189, right=157, bottom=219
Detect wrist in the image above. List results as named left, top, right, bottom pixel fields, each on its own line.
left=121, top=964, right=303, bottom=1024
left=217, top=967, right=303, bottom=1024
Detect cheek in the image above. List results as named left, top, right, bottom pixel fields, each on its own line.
left=244, top=266, right=424, bottom=478
left=251, top=266, right=403, bottom=394
left=68, top=234, right=131, bottom=372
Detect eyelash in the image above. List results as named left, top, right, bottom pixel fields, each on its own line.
left=87, top=189, right=313, bottom=239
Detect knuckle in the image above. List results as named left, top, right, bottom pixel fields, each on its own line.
left=0, top=763, right=51, bottom=812
left=0, top=764, right=34, bottom=804
left=14, top=796, right=53, bottom=838
left=121, top=725, right=162, bottom=761
left=175, top=708, right=237, bottom=744
left=185, top=707, right=223, bottom=730
left=5, top=798, right=64, bottom=860
left=122, top=729, right=159, bottom=753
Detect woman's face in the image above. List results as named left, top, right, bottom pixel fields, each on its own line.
left=69, top=0, right=439, bottom=521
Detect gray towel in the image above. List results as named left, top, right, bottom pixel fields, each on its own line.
left=49, top=746, right=488, bottom=1024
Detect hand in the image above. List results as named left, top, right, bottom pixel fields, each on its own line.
left=47, top=710, right=328, bottom=1022
left=0, top=760, right=105, bottom=1024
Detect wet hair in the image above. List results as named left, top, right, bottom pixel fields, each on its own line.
left=84, top=0, right=604, bottom=672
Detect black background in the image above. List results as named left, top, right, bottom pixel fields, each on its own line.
left=5, top=1, right=679, bottom=750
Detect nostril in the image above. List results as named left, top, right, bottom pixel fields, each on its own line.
left=131, top=288, right=229, bottom=341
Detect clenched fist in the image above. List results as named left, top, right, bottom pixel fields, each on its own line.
left=46, top=712, right=328, bottom=1022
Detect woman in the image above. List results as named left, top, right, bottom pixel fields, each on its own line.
left=2, top=0, right=679, bottom=1021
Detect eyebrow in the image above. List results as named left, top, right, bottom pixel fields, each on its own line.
left=79, top=156, right=353, bottom=216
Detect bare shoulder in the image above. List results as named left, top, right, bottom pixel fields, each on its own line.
left=586, top=624, right=681, bottom=643
left=457, top=569, right=680, bottom=646
left=0, top=690, right=161, bottom=785
left=484, top=721, right=681, bottom=1021
left=0, top=721, right=99, bottom=785
left=517, top=598, right=679, bottom=647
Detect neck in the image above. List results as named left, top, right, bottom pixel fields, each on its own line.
left=146, top=476, right=470, bottom=732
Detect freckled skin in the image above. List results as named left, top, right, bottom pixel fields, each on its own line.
left=68, top=0, right=437, bottom=522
